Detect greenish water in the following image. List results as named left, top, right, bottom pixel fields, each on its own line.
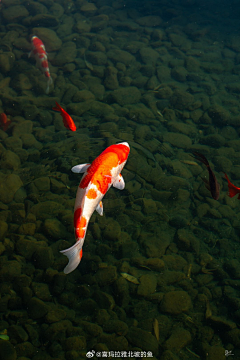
left=0, top=0, right=240, bottom=359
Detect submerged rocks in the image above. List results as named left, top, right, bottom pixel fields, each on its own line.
left=0, top=173, right=23, bottom=203
left=0, top=340, right=17, bottom=360
left=161, top=291, right=192, bottom=315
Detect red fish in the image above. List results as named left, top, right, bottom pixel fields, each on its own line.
left=60, top=142, right=130, bottom=274
left=0, top=113, right=11, bottom=131
left=52, top=102, right=77, bottom=131
left=192, top=152, right=220, bottom=200
left=224, top=173, right=240, bottom=199
left=29, top=35, right=53, bottom=94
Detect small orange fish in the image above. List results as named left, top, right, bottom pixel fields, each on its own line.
left=0, top=113, right=11, bottom=131
left=52, top=102, right=76, bottom=131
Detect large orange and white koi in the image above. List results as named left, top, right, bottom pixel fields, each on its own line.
left=60, top=142, right=130, bottom=274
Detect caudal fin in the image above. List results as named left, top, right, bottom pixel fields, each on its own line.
left=46, top=76, right=53, bottom=94
left=224, top=173, right=240, bottom=199
left=60, top=240, right=83, bottom=274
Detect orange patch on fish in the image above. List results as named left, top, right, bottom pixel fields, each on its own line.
left=87, top=188, right=97, bottom=199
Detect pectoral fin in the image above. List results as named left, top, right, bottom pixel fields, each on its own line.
left=113, top=173, right=125, bottom=190
left=71, top=163, right=90, bottom=173
left=96, top=201, right=103, bottom=216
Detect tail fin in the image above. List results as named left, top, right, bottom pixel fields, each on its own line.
left=46, top=76, right=53, bottom=94
left=60, top=240, right=83, bottom=274
left=52, top=101, right=61, bottom=113
left=192, top=152, right=209, bottom=167
left=224, top=173, right=240, bottom=199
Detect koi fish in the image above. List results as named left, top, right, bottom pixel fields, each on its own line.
left=60, top=142, right=130, bottom=274
left=52, top=102, right=76, bottom=131
left=224, top=173, right=240, bottom=199
left=0, top=113, right=11, bottom=131
left=29, top=35, right=53, bottom=94
left=192, top=152, right=220, bottom=200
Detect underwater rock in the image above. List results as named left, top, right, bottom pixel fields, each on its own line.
left=127, top=326, right=159, bottom=355
left=141, top=198, right=158, bottom=215
left=93, top=291, right=115, bottom=310
left=32, top=282, right=52, bottom=302
left=95, top=266, right=118, bottom=287
left=206, top=346, right=225, bottom=360
left=163, top=327, right=191, bottom=352
left=43, top=218, right=67, bottom=240
left=80, top=2, right=97, bottom=14
left=32, top=27, right=62, bottom=51
left=0, top=173, right=23, bottom=203
left=139, top=47, right=159, bottom=65
left=33, top=177, right=50, bottom=192
left=4, top=136, right=22, bottom=151
left=224, top=259, right=240, bottom=279
left=26, top=14, right=59, bottom=27
left=103, top=320, right=128, bottom=336
left=156, top=65, right=171, bottom=82
left=53, top=41, right=77, bottom=66
left=16, top=238, right=39, bottom=259
left=0, top=340, right=17, bottom=360
left=0, top=150, right=21, bottom=170
left=78, top=320, right=103, bottom=337
left=72, top=89, right=95, bottom=102
left=0, top=260, right=21, bottom=281
left=45, top=307, right=66, bottom=324
left=8, top=325, right=28, bottom=343
left=103, top=219, right=121, bottom=241
left=21, top=134, right=42, bottom=150
left=137, top=274, right=157, bottom=297
left=91, top=14, right=109, bottom=31
left=161, top=350, right=180, bottom=360
left=75, top=20, right=92, bottom=33
left=136, top=15, right=162, bottom=27
left=18, top=223, right=36, bottom=236
left=67, top=101, right=93, bottom=116
left=114, top=277, right=130, bottom=308
left=208, top=105, right=230, bottom=125
left=111, top=87, right=141, bottom=106
left=177, top=229, right=199, bottom=251
left=163, top=132, right=192, bottom=149
left=86, top=51, right=107, bottom=66
left=11, top=73, right=32, bottom=91
left=145, top=258, right=165, bottom=272
left=27, top=297, right=49, bottom=319
left=107, top=49, right=135, bottom=65
left=0, top=52, right=15, bottom=73
left=31, top=201, right=64, bottom=220
left=98, top=333, right=128, bottom=351
left=171, top=66, right=188, bottom=82
left=160, top=290, right=192, bottom=314
left=2, top=5, right=29, bottom=22
left=15, top=342, right=35, bottom=358
left=44, top=320, right=73, bottom=342
left=170, top=90, right=194, bottom=110
left=32, top=246, right=54, bottom=269
left=200, top=134, right=225, bottom=148
left=12, top=120, right=33, bottom=137
left=0, top=220, right=8, bottom=241
left=104, top=66, right=119, bottom=90
left=64, top=336, right=86, bottom=351
left=141, top=230, right=171, bottom=258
